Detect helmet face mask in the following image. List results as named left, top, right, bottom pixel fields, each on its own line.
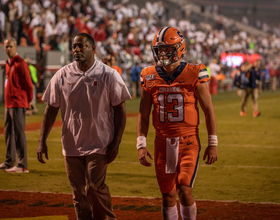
left=152, top=43, right=180, bottom=67
left=152, top=27, right=185, bottom=67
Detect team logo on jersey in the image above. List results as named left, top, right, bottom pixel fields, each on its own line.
left=65, top=78, right=75, bottom=85
left=147, top=81, right=154, bottom=88
left=145, top=74, right=155, bottom=81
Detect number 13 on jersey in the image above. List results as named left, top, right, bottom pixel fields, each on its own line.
left=157, top=93, right=184, bottom=123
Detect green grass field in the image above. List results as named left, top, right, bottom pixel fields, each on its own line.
left=0, top=89, right=280, bottom=203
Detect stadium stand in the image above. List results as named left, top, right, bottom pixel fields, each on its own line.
left=0, top=0, right=279, bottom=102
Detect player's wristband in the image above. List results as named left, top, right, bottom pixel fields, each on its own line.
left=208, top=135, right=218, bottom=146
left=136, top=136, right=146, bottom=150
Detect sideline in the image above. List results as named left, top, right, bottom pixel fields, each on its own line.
left=1, top=189, right=280, bottom=205
left=0, top=216, right=68, bottom=220
left=0, top=120, right=62, bottom=135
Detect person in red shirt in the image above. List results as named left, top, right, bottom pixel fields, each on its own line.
left=0, top=38, right=33, bottom=173
left=91, top=23, right=107, bottom=42
left=269, top=63, right=278, bottom=92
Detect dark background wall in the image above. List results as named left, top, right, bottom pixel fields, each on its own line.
left=186, top=0, right=280, bottom=26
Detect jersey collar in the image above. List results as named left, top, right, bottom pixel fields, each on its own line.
left=156, top=62, right=187, bottom=84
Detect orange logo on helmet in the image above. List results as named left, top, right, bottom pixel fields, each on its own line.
left=152, top=27, right=186, bottom=67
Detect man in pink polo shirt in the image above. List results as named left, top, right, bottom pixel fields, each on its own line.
left=37, top=33, right=131, bottom=220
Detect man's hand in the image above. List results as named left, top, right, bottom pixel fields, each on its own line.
left=106, top=141, right=120, bottom=164
left=138, top=147, right=153, bottom=167
left=28, top=102, right=33, bottom=110
left=37, top=142, right=49, bottom=164
left=203, top=146, right=218, bottom=164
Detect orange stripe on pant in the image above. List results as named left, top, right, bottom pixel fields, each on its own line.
left=154, top=135, right=201, bottom=193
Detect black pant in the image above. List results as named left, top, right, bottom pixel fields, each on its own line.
left=4, top=108, right=28, bottom=168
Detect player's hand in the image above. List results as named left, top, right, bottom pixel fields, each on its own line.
left=37, top=141, right=49, bottom=164
left=106, top=140, right=120, bottom=164
left=138, top=147, right=153, bottom=167
left=203, top=146, right=218, bottom=164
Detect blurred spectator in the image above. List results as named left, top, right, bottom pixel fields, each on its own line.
left=58, top=34, right=70, bottom=59
left=25, top=57, right=39, bottom=116
left=209, top=58, right=221, bottom=95
left=119, top=45, right=133, bottom=82
left=0, top=7, right=6, bottom=42
left=78, top=15, right=92, bottom=34
left=240, top=59, right=262, bottom=117
left=53, top=16, right=69, bottom=37
left=242, top=15, right=249, bottom=25
left=49, top=34, right=59, bottom=50
left=130, top=55, right=142, bottom=99
left=231, top=64, right=244, bottom=96
left=44, top=20, right=54, bottom=44
left=16, top=12, right=31, bottom=45
left=33, top=25, right=44, bottom=58
left=104, top=53, right=122, bottom=75
left=91, top=23, right=107, bottom=42
left=261, top=64, right=270, bottom=91
left=269, top=62, right=278, bottom=92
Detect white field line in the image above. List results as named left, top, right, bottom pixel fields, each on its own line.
left=222, top=144, right=280, bottom=148
left=0, top=189, right=280, bottom=205
left=3, top=127, right=280, bottom=136
left=199, top=164, right=280, bottom=169
left=9, top=137, right=280, bottom=149
left=199, top=129, right=280, bottom=135
left=1, top=128, right=279, bottom=139
left=0, top=155, right=279, bottom=169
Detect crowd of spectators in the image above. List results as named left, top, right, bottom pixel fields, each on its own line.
left=0, top=0, right=279, bottom=94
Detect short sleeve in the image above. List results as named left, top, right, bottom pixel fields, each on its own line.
left=42, top=71, right=61, bottom=107
left=194, top=64, right=209, bottom=89
left=139, top=68, right=150, bottom=92
left=109, top=70, right=131, bottom=106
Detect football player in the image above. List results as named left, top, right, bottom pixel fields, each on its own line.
left=136, top=26, right=218, bottom=220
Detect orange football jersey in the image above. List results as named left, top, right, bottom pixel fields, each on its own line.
left=140, top=62, right=209, bottom=138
